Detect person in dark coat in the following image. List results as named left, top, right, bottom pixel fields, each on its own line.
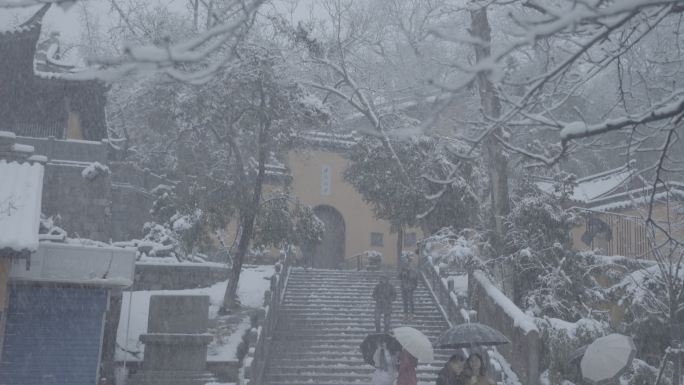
left=397, top=348, right=418, bottom=385
left=466, top=353, right=495, bottom=385
left=373, top=275, right=396, bottom=333
left=436, top=353, right=467, bottom=385
left=398, top=258, right=419, bottom=320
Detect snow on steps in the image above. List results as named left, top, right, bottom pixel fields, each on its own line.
left=263, top=268, right=451, bottom=385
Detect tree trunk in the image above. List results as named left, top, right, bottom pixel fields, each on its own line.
left=192, top=0, right=199, bottom=31
left=100, top=290, right=122, bottom=384
left=221, top=93, right=271, bottom=312
left=205, top=0, right=214, bottom=29
left=671, top=297, right=681, bottom=385
left=470, top=4, right=512, bottom=298
left=469, top=4, right=509, bottom=247
left=396, top=226, right=404, bottom=268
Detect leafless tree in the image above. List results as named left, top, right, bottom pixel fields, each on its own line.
left=1, top=0, right=266, bottom=83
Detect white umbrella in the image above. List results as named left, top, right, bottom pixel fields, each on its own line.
left=581, top=333, right=636, bottom=385
left=393, top=326, right=434, bottom=362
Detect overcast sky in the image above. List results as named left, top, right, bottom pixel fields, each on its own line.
left=0, top=0, right=323, bottom=58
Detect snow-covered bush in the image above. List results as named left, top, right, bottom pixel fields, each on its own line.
left=81, top=162, right=111, bottom=181
left=501, top=179, right=615, bottom=321
left=620, top=358, right=670, bottom=385
left=253, top=191, right=324, bottom=251
left=610, top=263, right=679, bottom=364
left=517, top=248, right=610, bottom=321
left=421, top=227, right=488, bottom=274
left=536, top=317, right=608, bottom=385
left=365, top=250, right=383, bottom=270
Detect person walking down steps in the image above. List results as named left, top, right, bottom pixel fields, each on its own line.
left=399, top=257, right=419, bottom=320
left=373, top=275, right=396, bottom=333
left=372, top=341, right=398, bottom=385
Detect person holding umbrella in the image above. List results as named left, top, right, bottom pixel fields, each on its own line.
left=372, top=341, right=398, bottom=385
left=436, top=352, right=468, bottom=385
left=465, top=353, right=495, bottom=385
left=397, top=348, right=418, bottom=385
left=393, top=326, right=434, bottom=385
left=360, top=333, right=403, bottom=385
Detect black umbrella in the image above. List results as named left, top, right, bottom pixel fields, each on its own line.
left=360, top=333, right=403, bottom=366
left=436, top=323, right=510, bottom=348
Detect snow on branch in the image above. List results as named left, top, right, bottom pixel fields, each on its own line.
left=4, top=0, right=265, bottom=83
left=560, top=93, right=684, bottom=141
left=0, top=0, right=81, bottom=8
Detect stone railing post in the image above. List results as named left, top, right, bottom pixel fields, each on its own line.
left=129, top=295, right=216, bottom=385
left=242, top=254, right=292, bottom=385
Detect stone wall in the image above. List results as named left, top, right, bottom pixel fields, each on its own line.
left=110, top=162, right=168, bottom=191
left=14, top=137, right=168, bottom=243
left=469, top=270, right=540, bottom=385
left=42, top=161, right=112, bottom=242
left=15, top=136, right=107, bottom=164
left=131, top=263, right=230, bottom=291
left=111, top=185, right=153, bottom=241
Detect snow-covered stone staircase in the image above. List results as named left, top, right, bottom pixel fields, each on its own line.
left=263, top=268, right=452, bottom=385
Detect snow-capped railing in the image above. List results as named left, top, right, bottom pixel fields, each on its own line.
left=241, top=251, right=292, bottom=385
left=469, top=270, right=541, bottom=385
left=419, top=255, right=470, bottom=326
left=419, top=255, right=533, bottom=385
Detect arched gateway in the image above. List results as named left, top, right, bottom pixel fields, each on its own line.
left=304, top=205, right=346, bottom=269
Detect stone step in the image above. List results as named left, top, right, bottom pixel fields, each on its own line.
left=282, top=294, right=434, bottom=301
left=265, top=372, right=437, bottom=384
left=268, top=350, right=454, bottom=360
left=269, top=343, right=454, bottom=356
left=129, top=371, right=216, bottom=385
left=268, top=357, right=447, bottom=368
left=261, top=381, right=435, bottom=385
left=277, top=314, right=449, bottom=330
left=274, top=321, right=446, bottom=332
left=268, top=364, right=441, bottom=375
left=271, top=335, right=444, bottom=347
left=264, top=268, right=447, bottom=385
left=280, top=305, right=438, bottom=313
left=282, top=295, right=433, bottom=302
left=272, top=329, right=444, bottom=339
left=286, top=280, right=405, bottom=286
left=278, top=314, right=446, bottom=322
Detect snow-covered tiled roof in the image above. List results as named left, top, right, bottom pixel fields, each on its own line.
left=537, top=163, right=636, bottom=204
left=0, top=159, right=44, bottom=255
left=584, top=183, right=684, bottom=212
left=0, top=3, right=49, bottom=38
left=295, top=130, right=359, bottom=150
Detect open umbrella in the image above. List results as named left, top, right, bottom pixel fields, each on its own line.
left=393, top=326, right=434, bottom=362
left=581, top=334, right=636, bottom=385
left=436, top=323, right=510, bottom=348
left=360, top=333, right=402, bottom=366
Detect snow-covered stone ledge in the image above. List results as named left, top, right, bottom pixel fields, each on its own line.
left=420, top=255, right=471, bottom=325
left=470, top=269, right=541, bottom=385
left=132, top=260, right=229, bottom=291
left=241, top=257, right=291, bottom=385
left=9, top=242, right=135, bottom=287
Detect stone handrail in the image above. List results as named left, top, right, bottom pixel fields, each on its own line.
left=419, top=256, right=537, bottom=385
left=241, top=252, right=292, bottom=385
left=469, top=269, right=540, bottom=385
left=418, top=256, right=469, bottom=326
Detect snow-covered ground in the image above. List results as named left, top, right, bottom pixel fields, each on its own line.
left=116, top=264, right=275, bottom=362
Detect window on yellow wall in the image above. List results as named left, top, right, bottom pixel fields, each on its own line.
left=404, top=232, right=417, bottom=247
left=371, top=232, right=384, bottom=247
